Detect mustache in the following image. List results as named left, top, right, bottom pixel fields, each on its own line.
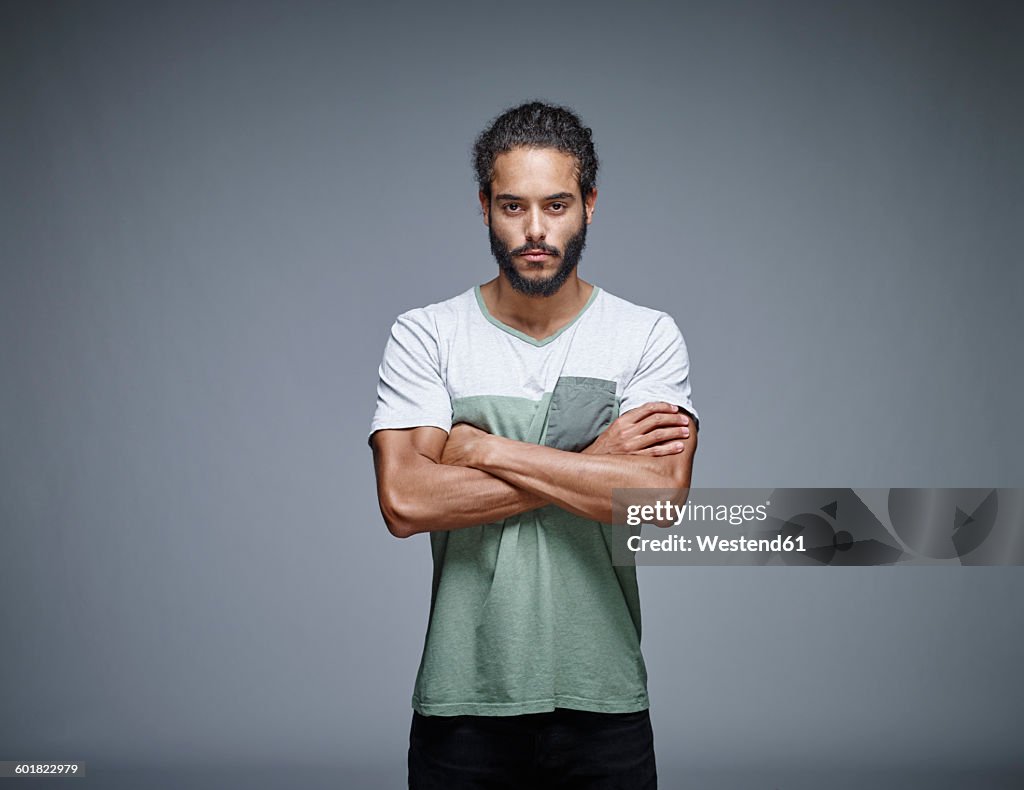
left=510, top=242, right=560, bottom=256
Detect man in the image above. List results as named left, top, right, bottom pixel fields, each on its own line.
left=370, top=101, right=699, bottom=789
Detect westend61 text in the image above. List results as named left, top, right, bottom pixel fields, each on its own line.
left=627, top=534, right=807, bottom=553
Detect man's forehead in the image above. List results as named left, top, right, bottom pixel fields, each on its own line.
left=491, top=147, right=580, bottom=195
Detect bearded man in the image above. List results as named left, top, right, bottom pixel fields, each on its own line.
left=370, top=100, right=699, bottom=789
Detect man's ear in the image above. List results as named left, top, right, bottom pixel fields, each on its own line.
left=478, top=190, right=490, bottom=226
left=584, top=187, right=598, bottom=224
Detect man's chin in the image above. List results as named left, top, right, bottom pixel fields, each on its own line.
left=504, top=271, right=572, bottom=297
left=518, top=281, right=562, bottom=297
left=516, top=264, right=560, bottom=284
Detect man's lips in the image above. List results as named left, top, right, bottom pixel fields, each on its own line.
left=518, top=250, right=555, bottom=262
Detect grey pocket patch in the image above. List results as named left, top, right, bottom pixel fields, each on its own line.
left=543, top=376, right=617, bottom=452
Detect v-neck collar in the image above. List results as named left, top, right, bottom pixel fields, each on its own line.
left=473, top=284, right=601, bottom=347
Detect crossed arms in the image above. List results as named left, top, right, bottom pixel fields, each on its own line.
left=371, top=402, right=698, bottom=538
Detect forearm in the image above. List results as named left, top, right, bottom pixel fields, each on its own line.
left=474, top=436, right=690, bottom=523
left=378, top=462, right=546, bottom=538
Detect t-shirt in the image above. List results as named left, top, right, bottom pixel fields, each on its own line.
left=370, top=283, right=699, bottom=717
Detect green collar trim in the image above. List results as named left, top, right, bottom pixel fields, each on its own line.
left=474, top=284, right=601, bottom=347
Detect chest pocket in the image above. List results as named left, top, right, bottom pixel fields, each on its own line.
left=542, top=376, right=618, bottom=452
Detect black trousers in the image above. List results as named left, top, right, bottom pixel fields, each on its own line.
left=408, top=707, right=658, bottom=789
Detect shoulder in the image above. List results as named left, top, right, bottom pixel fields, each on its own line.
left=389, top=287, right=475, bottom=337
left=591, top=287, right=679, bottom=336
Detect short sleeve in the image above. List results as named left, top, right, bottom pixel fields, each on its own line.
left=368, top=309, right=453, bottom=442
left=619, top=313, right=700, bottom=431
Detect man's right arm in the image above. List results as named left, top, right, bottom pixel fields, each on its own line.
left=371, top=426, right=547, bottom=538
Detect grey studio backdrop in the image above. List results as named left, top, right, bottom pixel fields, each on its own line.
left=1, top=1, right=1021, bottom=788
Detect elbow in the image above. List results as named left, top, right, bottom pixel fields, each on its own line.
left=378, top=491, right=420, bottom=539
left=669, top=469, right=692, bottom=506
left=656, top=459, right=692, bottom=500
left=670, top=468, right=692, bottom=495
left=667, top=443, right=696, bottom=499
left=653, top=468, right=693, bottom=529
left=384, top=518, right=416, bottom=540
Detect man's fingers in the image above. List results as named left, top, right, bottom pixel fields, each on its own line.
left=627, top=401, right=679, bottom=423
left=633, top=411, right=689, bottom=432
left=638, top=426, right=690, bottom=446
left=636, top=440, right=686, bottom=457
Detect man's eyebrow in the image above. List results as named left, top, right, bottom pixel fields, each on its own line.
left=494, top=192, right=576, bottom=201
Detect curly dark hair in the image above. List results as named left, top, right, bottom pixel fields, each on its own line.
left=472, top=100, right=599, bottom=200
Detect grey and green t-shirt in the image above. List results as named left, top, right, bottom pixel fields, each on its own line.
left=370, top=284, right=698, bottom=717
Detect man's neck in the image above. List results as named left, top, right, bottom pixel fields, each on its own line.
left=479, top=274, right=594, bottom=341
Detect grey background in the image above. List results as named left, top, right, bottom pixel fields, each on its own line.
left=2, top=0, right=1022, bottom=787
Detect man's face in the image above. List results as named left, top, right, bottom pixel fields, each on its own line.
left=481, top=147, right=597, bottom=297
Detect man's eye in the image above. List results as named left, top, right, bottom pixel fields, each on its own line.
left=504, top=203, right=521, bottom=212
left=549, top=203, right=565, bottom=211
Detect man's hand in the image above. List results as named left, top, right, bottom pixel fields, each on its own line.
left=582, top=402, right=692, bottom=457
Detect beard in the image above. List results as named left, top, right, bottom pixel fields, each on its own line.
left=489, top=217, right=588, bottom=298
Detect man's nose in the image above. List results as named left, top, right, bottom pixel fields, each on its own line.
left=524, top=206, right=546, bottom=243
